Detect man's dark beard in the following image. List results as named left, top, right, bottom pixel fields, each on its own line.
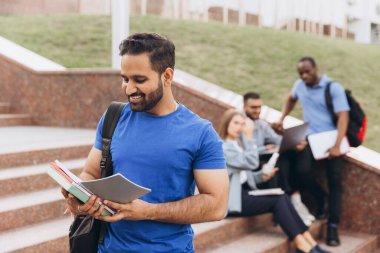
left=128, top=79, right=164, bottom=112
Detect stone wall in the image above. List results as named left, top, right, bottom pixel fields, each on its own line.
left=0, top=56, right=229, bottom=129
left=0, top=53, right=378, bottom=235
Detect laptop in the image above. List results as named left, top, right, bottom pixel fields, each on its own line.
left=308, top=130, right=350, bottom=160
left=278, top=122, right=309, bottom=153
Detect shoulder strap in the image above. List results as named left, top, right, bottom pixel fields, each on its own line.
left=100, top=102, right=126, bottom=178
left=98, top=102, right=125, bottom=244
left=325, top=81, right=338, bottom=124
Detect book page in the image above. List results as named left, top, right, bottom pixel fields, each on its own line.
left=248, top=188, right=284, bottom=196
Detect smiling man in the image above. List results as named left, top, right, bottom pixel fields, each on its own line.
left=62, top=33, right=229, bottom=252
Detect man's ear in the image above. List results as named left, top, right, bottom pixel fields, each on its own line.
left=162, top=68, right=174, bottom=86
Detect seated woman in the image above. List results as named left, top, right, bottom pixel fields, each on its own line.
left=219, top=109, right=329, bottom=253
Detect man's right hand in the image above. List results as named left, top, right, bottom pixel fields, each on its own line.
left=61, top=188, right=105, bottom=217
left=271, top=121, right=284, bottom=135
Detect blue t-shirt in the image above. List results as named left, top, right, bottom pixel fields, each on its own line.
left=291, top=75, right=350, bottom=135
left=94, top=103, right=226, bottom=253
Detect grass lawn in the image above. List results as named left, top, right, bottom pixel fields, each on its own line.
left=1, top=15, right=379, bottom=151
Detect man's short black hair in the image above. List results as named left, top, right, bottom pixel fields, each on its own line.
left=119, top=32, right=175, bottom=74
left=243, top=92, right=261, bottom=104
left=299, top=56, right=317, bottom=67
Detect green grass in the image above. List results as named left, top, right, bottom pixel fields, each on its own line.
left=1, top=15, right=380, bottom=151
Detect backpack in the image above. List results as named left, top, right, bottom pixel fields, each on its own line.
left=325, top=82, right=367, bottom=147
left=69, top=101, right=125, bottom=253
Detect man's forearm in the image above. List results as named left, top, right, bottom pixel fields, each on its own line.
left=148, top=193, right=227, bottom=224
left=335, top=111, right=349, bottom=147
left=280, top=95, right=296, bottom=121
left=79, top=170, right=99, bottom=181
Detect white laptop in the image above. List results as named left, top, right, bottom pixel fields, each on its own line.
left=307, top=130, right=350, bottom=160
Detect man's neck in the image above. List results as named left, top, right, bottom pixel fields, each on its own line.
left=147, top=94, right=177, bottom=116
left=307, top=75, right=321, bottom=87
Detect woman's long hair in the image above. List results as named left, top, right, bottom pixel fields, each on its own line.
left=218, top=109, right=244, bottom=140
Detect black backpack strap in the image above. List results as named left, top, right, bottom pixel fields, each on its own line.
left=100, top=102, right=126, bottom=178
left=98, top=101, right=125, bottom=244
left=325, top=81, right=338, bottom=124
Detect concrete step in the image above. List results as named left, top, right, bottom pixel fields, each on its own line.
left=1, top=214, right=273, bottom=253
left=205, top=227, right=290, bottom=253
left=0, top=114, right=33, bottom=126
left=207, top=227, right=378, bottom=253
left=0, top=126, right=95, bottom=169
left=194, top=214, right=274, bottom=252
left=0, top=216, right=72, bottom=253
left=0, top=103, right=11, bottom=113
left=317, top=232, right=378, bottom=253
left=203, top=218, right=323, bottom=253
left=0, top=188, right=67, bottom=232
left=0, top=158, right=86, bottom=197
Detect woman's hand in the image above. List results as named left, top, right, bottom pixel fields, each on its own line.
left=243, top=117, right=255, bottom=140
left=262, top=167, right=279, bottom=181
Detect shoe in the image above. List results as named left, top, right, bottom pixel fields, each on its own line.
left=315, top=244, right=331, bottom=253
left=295, top=246, right=320, bottom=253
left=293, top=201, right=315, bottom=226
left=326, top=224, right=340, bottom=246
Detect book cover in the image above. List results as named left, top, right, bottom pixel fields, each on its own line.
left=47, top=164, right=113, bottom=216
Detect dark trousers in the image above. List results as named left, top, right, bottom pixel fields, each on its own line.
left=229, top=185, right=308, bottom=240
left=277, top=145, right=342, bottom=224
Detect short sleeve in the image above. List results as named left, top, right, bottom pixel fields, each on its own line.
left=330, top=82, right=350, bottom=113
left=291, top=81, right=300, bottom=99
left=193, top=124, right=226, bottom=170
left=94, top=112, right=106, bottom=150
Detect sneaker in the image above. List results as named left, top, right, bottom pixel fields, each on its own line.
left=315, top=244, right=331, bottom=253
left=293, top=201, right=316, bottom=225
left=296, top=246, right=321, bottom=253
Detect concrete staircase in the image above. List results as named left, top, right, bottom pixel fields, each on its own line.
left=0, top=105, right=378, bottom=253
left=0, top=122, right=94, bottom=252
left=0, top=103, right=33, bottom=127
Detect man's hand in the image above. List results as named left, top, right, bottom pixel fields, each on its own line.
left=328, top=145, right=341, bottom=158
left=97, top=199, right=153, bottom=222
left=271, top=121, right=284, bottom=135
left=295, top=140, right=308, bottom=151
left=61, top=188, right=104, bottom=217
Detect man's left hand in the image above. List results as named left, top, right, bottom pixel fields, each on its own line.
left=328, top=145, right=341, bottom=158
left=96, top=199, right=154, bottom=222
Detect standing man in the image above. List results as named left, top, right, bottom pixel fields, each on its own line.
left=274, top=56, right=349, bottom=246
left=63, top=32, right=229, bottom=252
left=243, top=92, right=282, bottom=155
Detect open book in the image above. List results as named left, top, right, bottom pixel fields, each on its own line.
left=47, top=160, right=151, bottom=216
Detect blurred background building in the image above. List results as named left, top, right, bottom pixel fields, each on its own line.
left=1, top=0, right=380, bottom=44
